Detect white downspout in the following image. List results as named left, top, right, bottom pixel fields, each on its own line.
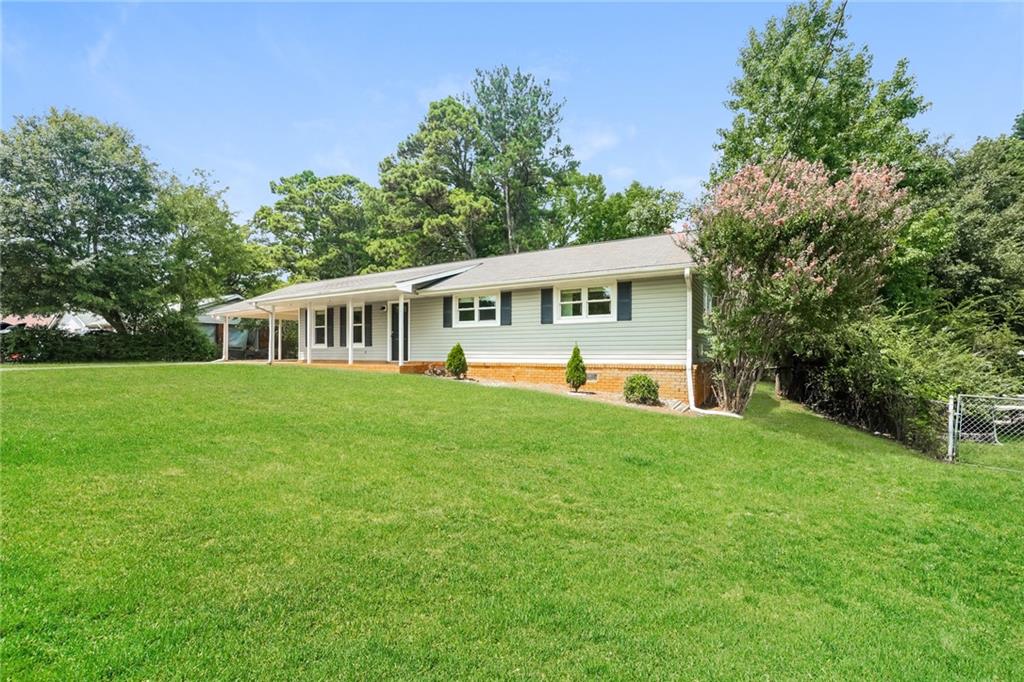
left=685, top=267, right=741, bottom=418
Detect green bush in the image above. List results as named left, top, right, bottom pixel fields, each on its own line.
left=445, top=343, right=468, bottom=379
left=624, top=374, right=660, bottom=405
left=0, top=312, right=218, bottom=364
left=785, top=311, right=1023, bottom=456
left=565, top=344, right=587, bottom=392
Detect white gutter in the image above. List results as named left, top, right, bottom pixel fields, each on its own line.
left=685, top=267, right=741, bottom=418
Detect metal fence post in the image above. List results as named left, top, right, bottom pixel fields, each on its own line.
left=946, top=395, right=956, bottom=462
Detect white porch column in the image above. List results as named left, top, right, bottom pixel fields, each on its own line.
left=347, top=301, right=354, bottom=365
left=398, top=293, right=405, bottom=366
left=267, top=313, right=275, bottom=365
left=305, top=303, right=314, bottom=364
left=221, top=318, right=229, bottom=361
left=276, top=316, right=282, bottom=360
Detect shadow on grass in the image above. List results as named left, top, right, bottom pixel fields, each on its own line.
left=742, top=383, right=920, bottom=462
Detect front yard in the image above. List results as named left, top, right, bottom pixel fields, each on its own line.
left=2, top=364, right=1022, bottom=678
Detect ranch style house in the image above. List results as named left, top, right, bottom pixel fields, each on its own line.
left=210, top=234, right=713, bottom=404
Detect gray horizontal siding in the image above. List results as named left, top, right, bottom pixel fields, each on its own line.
left=692, top=274, right=708, bottom=361
left=299, top=300, right=388, bottom=361
left=410, top=275, right=688, bottom=365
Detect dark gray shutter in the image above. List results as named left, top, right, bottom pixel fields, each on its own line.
left=364, top=304, right=373, bottom=346
left=299, top=308, right=306, bottom=346
left=442, top=296, right=452, bottom=328
left=540, top=288, right=553, bottom=324
left=500, top=291, right=512, bottom=326
left=339, top=306, right=347, bottom=347
left=327, top=307, right=335, bottom=346
left=617, top=281, right=632, bottom=321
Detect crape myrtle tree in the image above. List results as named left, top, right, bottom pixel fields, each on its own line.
left=0, top=109, right=165, bottom=333
left=688, top=159, right=908, bottom=413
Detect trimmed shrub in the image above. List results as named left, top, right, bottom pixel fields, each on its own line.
left=624, top=374, right=660, bottom=405
left=445, top=343, right=468, bottom=379
left=0, top=311, right=218, bottom=364
left=565, top=344, right=587, bottom=392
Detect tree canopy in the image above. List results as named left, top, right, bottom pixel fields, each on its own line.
left=691, top=159, right=908, bottom=412
left=0, top=109, right=165, bottom=333
left=713, top=0, right=945, bottom=193
left=0, top=109, right=274, bottom=331
left=251, top=171, right=374, bottom=282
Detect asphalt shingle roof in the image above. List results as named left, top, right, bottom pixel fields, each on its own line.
left=211, top=234, right=692, bottom=315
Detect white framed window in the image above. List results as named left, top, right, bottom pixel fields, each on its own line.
left=313, top=307, right=328, bottom=346
left=555, top=284, right=614, bottom=323
left=454, top=293, right=499, bottom=327
left=351, top=305, right=364, bottom=346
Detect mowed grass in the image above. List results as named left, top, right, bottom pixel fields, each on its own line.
left=2, top=365, right=1022, bottom=679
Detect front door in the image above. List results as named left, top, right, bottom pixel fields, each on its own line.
left=389, top=302, right=409, bottom=362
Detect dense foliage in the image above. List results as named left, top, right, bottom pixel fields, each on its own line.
left=623, top=374, right=660, bottom=405
left=713, top=0, right=944, bottom=193
left=251, top=171, right=375, bottom=282
left=701, top=0, right=1023, bottom=447
left=565, top=345, right=587, bottom=392
left=0, top=312, right=218, bottom=363
left=0, top=109, right=274, bottom=334
left=0, top=109, right=165, bottom=333
left=785, top=312, right=1022, bottom=455
left=1, top=70, right=689, bottom=363
left=445, top=343, right=469, bottom=379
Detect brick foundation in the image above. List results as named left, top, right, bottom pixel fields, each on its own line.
left=420, top=361, right=713, bottom=405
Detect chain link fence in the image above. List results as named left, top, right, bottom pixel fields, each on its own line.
left=946, top=394, right=1024, bottom=462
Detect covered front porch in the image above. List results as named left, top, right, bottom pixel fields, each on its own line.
left=230, top=358, right=433, bottom=374
left=211, top=293, right=414, bottom=368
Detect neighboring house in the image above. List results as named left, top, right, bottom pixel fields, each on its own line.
left=0, top=312, right=112, bottom=334
left=210, top=234, right=713, bottom=404
left=193, top=295, right=269, bottom=360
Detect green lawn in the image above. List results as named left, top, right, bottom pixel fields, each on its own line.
left=3, top=365, right=1022, bottom=679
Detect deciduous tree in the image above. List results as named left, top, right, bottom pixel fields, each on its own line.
left=713, top=0, right=943, bottom=193
left=157, top=171, right=275, bottom=311
left=0, top=109, right=164, bottom=333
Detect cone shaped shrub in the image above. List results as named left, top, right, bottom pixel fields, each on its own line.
left=565, top=344, right=587, bottom=392
left=446, top=342, right=468, bottom=379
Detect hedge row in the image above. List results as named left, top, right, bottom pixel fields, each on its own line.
left=0, top=314, right=218, bottom=363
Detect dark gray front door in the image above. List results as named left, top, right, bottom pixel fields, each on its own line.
left=390, top=302, right=408, bottom=361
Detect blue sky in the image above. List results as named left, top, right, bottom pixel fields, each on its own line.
left=3, top=2, right=1022, bottom=221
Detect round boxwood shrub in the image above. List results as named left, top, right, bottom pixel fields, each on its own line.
left=623, top=373, right=660, bottom=405
left=565, top=344, right=587, bottom=392
left=445, top=342, right=468, bottom=379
